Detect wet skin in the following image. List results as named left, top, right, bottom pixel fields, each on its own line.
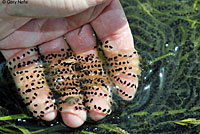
left=1, top=0, right=140, bottom=128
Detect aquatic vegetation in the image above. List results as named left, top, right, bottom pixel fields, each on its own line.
left=97, top=124, right=129, bottom=134
left=0, top=0, right=200, bottom=133
left=174, top=118, right=200, bottom=126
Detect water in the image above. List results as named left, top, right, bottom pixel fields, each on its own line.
left=0, top=0, right=200, bottom=133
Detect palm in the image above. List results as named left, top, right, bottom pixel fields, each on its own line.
left=1, top=0, right=110, bottom=49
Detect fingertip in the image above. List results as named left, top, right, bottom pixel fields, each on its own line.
left=89, top=110, right=107, bottom=121
left=41, top=110, right=57, bottom=121
left=61, top=113, right=85, bottom=128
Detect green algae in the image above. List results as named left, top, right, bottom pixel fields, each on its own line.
left=97, top=124, right=129, bottom=134
left=0, top=0, right=200, bottom=133
left=81, top=131, right=96, bottom=134
left=0, top=124, right=31, bottom=134
left=149, top=52, right=174, bottom=65
left=174, top=118, right=200, bottom=126
left=0, top=114, right=32, bottom=121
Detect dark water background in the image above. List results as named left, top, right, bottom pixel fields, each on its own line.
left=0, top=0, right=200, bottom=133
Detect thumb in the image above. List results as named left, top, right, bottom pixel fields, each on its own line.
left=3, top=0, right=108, bottom=18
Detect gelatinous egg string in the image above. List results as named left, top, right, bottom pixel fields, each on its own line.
left=97, top=39, right=141, bottom=101
left=42, top=48, right=113, bottom=114
left=6, top=41, right=140, bottom=119
left=6, top=47, right=56, bottom=118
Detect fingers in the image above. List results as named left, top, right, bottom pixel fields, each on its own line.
left=1, top=47, right=57, bottom=121
left=4, top=0, right=109, bottom=18
left=65, top=24, right=112, bottom=121
left=64, top=24, right=96, bottom=54
left=72, top=50, right=112, bottom=121
left=39, top=37, right=87, bottom=128
left=91, top=0, right=141, bottom=100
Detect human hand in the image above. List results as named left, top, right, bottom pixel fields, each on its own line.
left=0, top=0, right=110, bottom=47
left=1, top=0, right=140, bottom=128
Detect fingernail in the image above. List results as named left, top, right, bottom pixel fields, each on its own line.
left=90, top=110, right=106, bottom=121
left=42, top=111, right=57, bottom=121
left=62, top=113, right=85, bottom=128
